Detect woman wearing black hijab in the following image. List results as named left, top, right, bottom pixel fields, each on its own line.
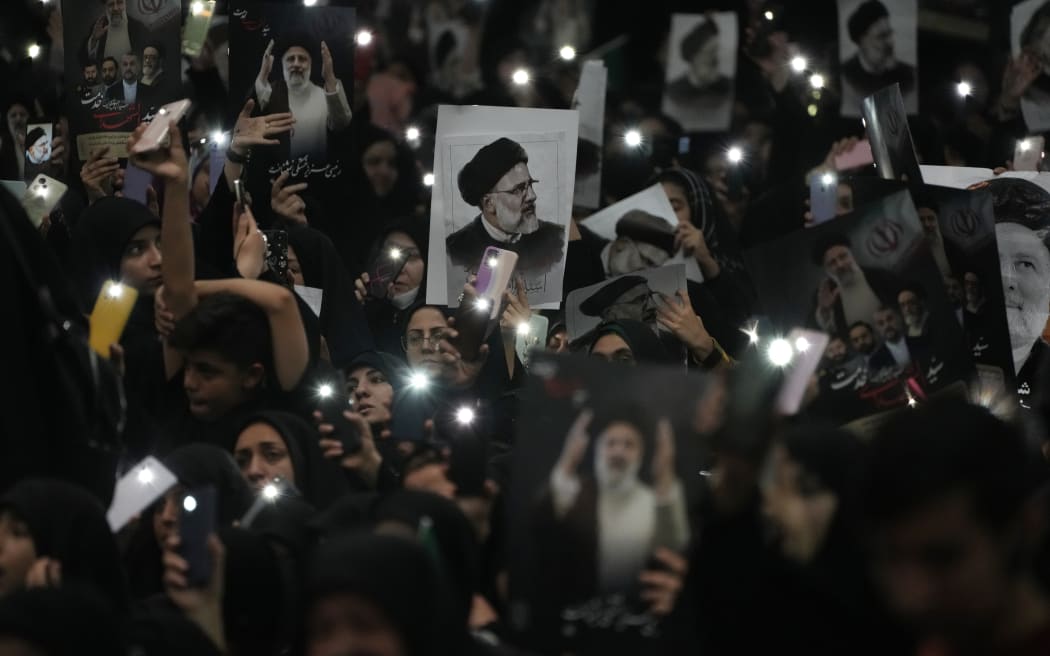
left=233, top=410, right=351, bottom=510
left=287, top=224, right=374, bottom=369
left=70, top=196, right=166, bottom=460
left=0, top=478, right=129, bottom=613
left=586, top=318, right=678, bottom=365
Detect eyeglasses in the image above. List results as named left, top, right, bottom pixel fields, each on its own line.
left=490, top=178, right=539, bottom=197
left=403, top=329, right=447, bottom=351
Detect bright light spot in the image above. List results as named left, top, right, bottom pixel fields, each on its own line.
left=790, top=56, right=807, bottom=73
left=807, top=104, right=818, bottom=117
left=35, top=185, right=48, bottom=198
left=624, top=129, right=642, bottom=147
left=487, top=256, right=499, bottom=268
left=389, top=247, right=403, bottom=260
left=262, top=484, right=279, bottom=500
left=199, top=137, right=207, bottom=145
left=355, top=30, right=373, bottom=46
left=408, top=371, right=430, bottom=390
left=27, top=44, right=40, bottom=59
left=764, top=10, right=775, bottom=20
left=190, top=1, right=205, bottom=15
left=210, top=130, right=227, bottom=147
left=106, top=282, right=124, bottom=299
left=303, top=0, right=316, bottom=5
left=861, top=117, right=867, bottom=128
left=405, top=126, right=420, bottom=141
left=455, top=406, right=475, bottom=425
left=820, top=172, right=835, bottom=186
left=907, top=394, right=917, bottom=408
left=794, top=336, right=811, bottom=353
left=512, top=68, right=530, bottom=85
left=740, top=321, right=760, bottom=345
left=318, top=383, right=334, bottom=399
left=956, top=81, right=972, bottom=97
left=474, top=297, right=491, bottom=312
left=137, top=467, right=154, bottom=485
left=158, top=107, right=168, bottom=115
left=516, top=322, right=531, bottom=336
left=559, top=45, right=576, bottom=61
left=767, top=338, right=794, bottom=367
left=727, top=146, right=743, bottom=164
left=1019, top=139, right=1032, bottom=152
left=183, top=495, right=197, bottom=512
left=809, top=73, right=825, bottom=89
left=423, top=172, right=434, bottom=186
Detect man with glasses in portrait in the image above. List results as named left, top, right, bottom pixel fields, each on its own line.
left=448, top=137, right=566, bottom=274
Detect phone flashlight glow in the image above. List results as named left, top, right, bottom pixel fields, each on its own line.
left=106, top=282, right=125, bottom=299
left=317, top=383, right=334, bottom=399
left=137, top=467, right=155, bottom=485
left=183, top=495, right=197, bottom=512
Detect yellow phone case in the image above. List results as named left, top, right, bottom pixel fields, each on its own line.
left=88, top=281, right=139, bottom=358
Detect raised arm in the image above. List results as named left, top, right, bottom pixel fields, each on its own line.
left=194, top=276, right=309, bottom=391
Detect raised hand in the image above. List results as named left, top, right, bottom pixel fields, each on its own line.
left=91, top=15, right=108, bottom=42
left=233, top=204, right=267, bottom=280
left=128, top=121, right=189, bottom=184
left=154, top=285, right=176, bottom=339
left=638, top=548, right=689, bottom=616
left=256, top=39, right=275, bottom=88
left=557, top=408, right=593, bottom=477
left=270, top=171, right=309, bottom=224
left=500, top=275, right=531, bottom=333
left=321, top=40, right=338, bottom=92
left=354, top=272, right=372, bottom=303
left=656, top=289, right=714, bottom=358
left=437, top=315, right=490, bottom=388
left=80, top=146, right=120, bottom=204
left=24, top=557, right=62, bottom=589
left=162, top=534, right=227, bottom=652
left=316, top=409, right=383, bottom=488
left=231, top=99, right=295, bottom=153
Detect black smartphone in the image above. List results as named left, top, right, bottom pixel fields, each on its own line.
left=316, top=370, right=361, bottom=454
left=367, top=246, right=410, bottom=299
left=177, top=485, right=217, bottom=587
left=389, top=389, right=437, bottom=443
left=262, top=229, right=289, bottom=281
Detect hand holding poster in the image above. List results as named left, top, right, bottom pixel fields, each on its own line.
left=426, top=105, right=579, bottom=310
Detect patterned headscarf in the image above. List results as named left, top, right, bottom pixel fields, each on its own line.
left=655, top=166, right=746, bottom=275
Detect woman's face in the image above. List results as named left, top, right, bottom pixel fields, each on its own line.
left=384, top=231, right=424, bottom=296
left=120, top=224, right=162, bottom=295
left=234, top=422, right=296, bottom=491
left=307, top=594, right=406, bottom=656
left=152, top=486, right=185, bottom=549
left=363, top=140, right=399, bottom=198
left=288, top=244, right=305, bottom=286
left=0, top=511, right=36, bottom=597
left=761, top=444, right=838, bottom=564
left=347, top=366, right=394, bottom=425
left=661, top=181, right=692, bottom=225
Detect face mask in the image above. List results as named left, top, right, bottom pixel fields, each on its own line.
left=389, top=286, right=418, bottom=310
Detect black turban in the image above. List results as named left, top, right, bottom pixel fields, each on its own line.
left=615, top=209, right=676, bottom=255
left=25, top=127, right=47, bottom=149
left=812, top=231, right=852, bottom=267
left=457, top=137, right=529, bottom=207
left=680, top=18, right=720, bottom=62
left=580, top=275, right=649, bottom=317
left=847, top=0, right=889, bottom=43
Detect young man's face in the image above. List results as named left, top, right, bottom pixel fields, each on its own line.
left=101, top=60, right=118, bottom=85
left=870, top=492, right=1018, bottom=641
left=83, top=65, right=99, bottom=84
left=824, top=337, right=848, bottom=364
left=874, top=308, right=904, bottom=342
left=857, top=17, right=896, bottom=72
left=182, top=350, right=263, bottom=421
left=482, top=162, right=538, bottom=235
left=849, top=325, right=875, bottom=355
left=283, top=46, right=312, bottom=90
left=121, top=54, right=140, bottom=82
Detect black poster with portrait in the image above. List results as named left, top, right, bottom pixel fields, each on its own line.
left=742, top=189, right=972, bottom=426
left=508, top=353, right=707, bottom=655
left=62, top=0, right=182, bottom=161
left=228, top=1, right=356, bottom=238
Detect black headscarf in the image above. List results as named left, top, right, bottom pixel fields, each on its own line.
left=287, top=225, right=374, bottom=368
left=0, top=479, right=129, bottom=612
left=237, top=411, right=351, bottom=509
left=587, top=319, right=676, bottom=364
left=69, top=196, right=160, bottom=312
left=350, top=123, right=424, bottom=222
left=345, top=349, right=410, bottom=395
left=654, top=166, right=746, bottom=276
left=163, top=443, right=256, bottom=525
left=362, top=219, right=431, bottom=357
left=305, top=533, right=453, bottom=656
left=0, top=587, right=125, bottom=656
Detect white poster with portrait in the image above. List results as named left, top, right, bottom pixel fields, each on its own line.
left=837, top=0, right=918, bottom=117
left=661, top=12, right=737, bottom=132
left=426, top=105, right=578, bottom=310
left=1011, top=0, right=1050, bottom=132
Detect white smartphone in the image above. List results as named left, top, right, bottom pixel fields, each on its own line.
left=130, top=99, right=192, bottom=155
left=106, top=456, right=178, bottom=532
left=775, top=328, right=831, bottom=416
left=22, top=174, right=68, bottom=228
left=1014, top=136, right=1045, bottom=172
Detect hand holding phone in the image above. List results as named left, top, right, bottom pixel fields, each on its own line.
left=453, top=247, right=519, bottom=362
left=316, top=373, right=361, bottom=454
left=176, top=485, right=217, bottom=587
left=809, top=171, right=839, bottom=225
left=130, top=99, right=192, bottom=156
left=89, top=280, right=139, bottom=358
left=22, top=174, right=68, bottom=228
left=368, top=246, right=410, bottom=300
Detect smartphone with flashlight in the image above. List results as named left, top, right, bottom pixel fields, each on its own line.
left=316, top=370, right=360, bottom=454
left=775, top=328, right=830, bottom=416
left=368, top=246, right=410, bottom=299
left=1014, top=136, right=1045, bottom=171
left=177, top=485, right=217, bottom=587
left=106, top=456, right=178, bottom=532
left=262, top=229, right=289, bottom=281
left=122, top=162, right=153, bottom=206
left=453, top=247, right=519, bottom=362
left=389, top=389, right=438, bottom=443
left=809, top=172, right=839, bottom=225
left=129, top=99, right=192, bottom=156
left=22, top=174, right=68, bottom=228
left=182, top=0, right=216, bottom=57
left=89, top=280, right=140, bottom=358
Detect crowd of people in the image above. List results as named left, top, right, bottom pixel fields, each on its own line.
left=3, top=0, right=1050, bottom=655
